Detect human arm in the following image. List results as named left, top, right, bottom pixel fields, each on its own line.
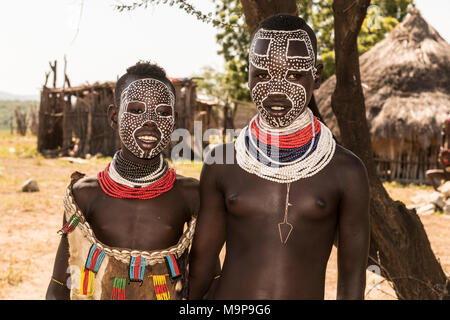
left=46, top=176, right=93, bottom=300
left=336, top=154, right=370, bottom=300
left=188, top=158, right=227, bottom=299
left=45, top=216, right=70, bottom=300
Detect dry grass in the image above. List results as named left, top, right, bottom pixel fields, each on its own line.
left=0, top=134, right=448, bottom=299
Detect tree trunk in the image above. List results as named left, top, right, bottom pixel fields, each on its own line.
left=240, top=0, right=297, bottom=34
left=29, top=104, right=39, bottom=136
left=332, top=0, right=449, bottom=299
left=10, top=116, right=14, bottom=135
left=222, top=99, right=235, bottom=142
left=15, top=108, right=27, bottom=136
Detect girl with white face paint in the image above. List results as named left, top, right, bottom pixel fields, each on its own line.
left=189, top=15, right=369, bottom=301
left=118, top=78, right=175, bottom=160
left=235, top=23, right=336, bottom=183
left=249, top=27, right=318, bottom=128
left=47, top=62, right=200, bottom=300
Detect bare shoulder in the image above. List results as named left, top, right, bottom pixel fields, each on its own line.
left=203, top=142, right=236, bottom=172
left=332, top=144, right=367, bottom=173
left=175, top=174, right=200, bottom=192
left=175, top=174, right=200, bottom=218
left=332, top=144, right=369, bottom=193
left=72, top=175, right=100, bottom=215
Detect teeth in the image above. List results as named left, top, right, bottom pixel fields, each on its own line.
left=271, top=106, right=285, bottom=111
left=138, top=135, right=157, bottom=142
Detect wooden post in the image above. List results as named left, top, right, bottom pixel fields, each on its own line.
left=61, top=92, right=72, bottom=154
left=174, top=84, right=184, bottom=130
left=49, top=60, right=57, bottom=88
left=63, top=55, right=71, bottom=89
left=102, top=90, right=110, bottom=156
left=83, top=91, right=94, bottom=156
left=189, top=82, right=197, bottom=133
left=184, top=82, right=193, bottom=133
left=37, top=88, right=47, bottom=152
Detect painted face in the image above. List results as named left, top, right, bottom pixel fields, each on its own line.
left=118, top=78, right=175, bottom=159
left=249, top=28, right=317, bottom=128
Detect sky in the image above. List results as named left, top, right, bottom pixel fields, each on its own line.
left=0, top=0, right=449, bottom=97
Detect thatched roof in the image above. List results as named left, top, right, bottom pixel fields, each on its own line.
left=316, top=8, right=450, bottom=151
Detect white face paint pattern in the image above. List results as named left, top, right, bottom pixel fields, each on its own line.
left=250, top=28, right=317, bottom=128
left=118, top=78, right=175, bottom=159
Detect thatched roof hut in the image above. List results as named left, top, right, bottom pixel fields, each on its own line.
left=316, top=8, right=450, bottom=183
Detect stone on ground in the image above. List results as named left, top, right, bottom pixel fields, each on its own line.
left=415, top=203, right=436, bottom=215
left=429, top=191, right=445, bottom=209
left=21, top=178, right=39, bottom=192
left=438, top=181, right=450, bottom=197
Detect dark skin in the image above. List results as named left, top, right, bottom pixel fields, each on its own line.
left=46, top=76, right=199, bottom=300
left=189, top=33, right=370, bottom=300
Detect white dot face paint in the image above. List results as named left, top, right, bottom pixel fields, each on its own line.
left=250, top=28, right=317, bottom=128
left=118, top=78, right=175, bottom=159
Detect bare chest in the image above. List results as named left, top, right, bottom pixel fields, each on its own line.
left=223, top=167, right=340, bottom=224
left=85, top=191, right=188, bottom=251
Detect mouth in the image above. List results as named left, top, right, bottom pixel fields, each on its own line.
left=262, top=99, right=293, bottom=117
left=134, top=130, right=161, bottom=150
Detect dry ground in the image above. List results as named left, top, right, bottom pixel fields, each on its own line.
left=0, top=135, right=449, bottom=300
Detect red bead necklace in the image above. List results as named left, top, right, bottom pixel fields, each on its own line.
left=98, top=163, right=176, bottom=200
left=251, top=116, right=321, bottom=149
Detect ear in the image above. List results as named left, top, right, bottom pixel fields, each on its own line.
left=174, top=110, right=178, bottom=126
left=313, top=63, right=324, bottom=90
left=107, top=104, right=119, bottom=130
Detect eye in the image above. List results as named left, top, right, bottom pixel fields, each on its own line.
left=286, top=72, right=305, bottom=80
left=257, top=73, right=271, bottom=80
left=127, top=101, right=145, bottom=114
left=156, top=105, right=173, bottom=117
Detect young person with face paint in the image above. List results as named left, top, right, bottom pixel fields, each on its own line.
left=46, top=62, right=198, bottom=300
left=189, top=15, right=370, bottom=300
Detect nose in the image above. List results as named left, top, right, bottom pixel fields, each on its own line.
left=142, top=120, right=157, bottom=129
left=267, top=92, right=288, bottom=100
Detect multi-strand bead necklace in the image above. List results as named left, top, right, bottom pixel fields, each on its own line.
left=235, top=108, right=336, bottom=183
left=98, top=150, right=176, bottom=199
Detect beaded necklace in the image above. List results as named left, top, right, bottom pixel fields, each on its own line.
left=235, top=108, right=336, bottom=183
left=114, top=151, right=163, bottom=180
left=97, top=150, right=176, bottom=199
left=110, top=151, right=168, bottom=187
left=247, top=112, right=321, bottom=166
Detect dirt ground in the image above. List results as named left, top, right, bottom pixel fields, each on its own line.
left=0, top=135, right=449, bottom=300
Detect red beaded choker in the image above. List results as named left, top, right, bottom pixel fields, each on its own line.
left=251, top=116, right=321, bottom=149
left=98, top=163, right=176, bottom=200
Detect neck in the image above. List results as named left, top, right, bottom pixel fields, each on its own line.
left=258, top=108, right=312, bottom=134
left=113, top=146, right=166, bottom=183
left=120, top=145, right=163, bottom=167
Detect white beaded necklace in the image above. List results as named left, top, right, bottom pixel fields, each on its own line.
left=235, top=108, right=336, bottom=183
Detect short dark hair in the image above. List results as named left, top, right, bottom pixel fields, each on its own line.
left=114, top=61, right=176, bottom=107
left=251, top=14, right=317, bottom=61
